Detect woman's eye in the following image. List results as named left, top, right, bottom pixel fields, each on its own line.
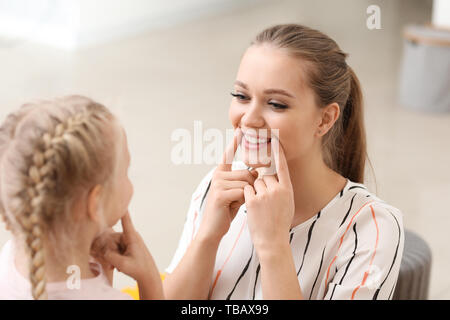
left=269, top=102, right=288, bottom=109
left=230, top=92, right=249, bottom=101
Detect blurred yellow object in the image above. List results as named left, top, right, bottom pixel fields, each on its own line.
left=120, top=273, right=166, bottom=300
left=121, top=285, right=140, bottom=300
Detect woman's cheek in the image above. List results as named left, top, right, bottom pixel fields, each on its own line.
left=275, top=126, right=301, bottom=162
left=228, top=103, right=241, bottom=128
left=290, top=131, right=314, bottom=160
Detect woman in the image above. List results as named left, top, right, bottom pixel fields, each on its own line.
left=98, top=24, right=404, bottom=300
left=162, top=24, right=404, bottom=300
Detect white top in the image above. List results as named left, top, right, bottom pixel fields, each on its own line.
left=166, top=161, right=405, bottom=300
left=0, top=240, right=133, bottom=300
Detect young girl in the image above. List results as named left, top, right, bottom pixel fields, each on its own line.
left=160, top=24, right=405, bottom=300
left=0, top=95, right=163, bottom=300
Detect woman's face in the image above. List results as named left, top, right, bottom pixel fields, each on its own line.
left=229, top=44, right=325, bottom=169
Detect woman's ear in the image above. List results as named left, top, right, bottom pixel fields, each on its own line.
left=317, top=102, right=340, bottom=137
left=87, top=185, right=103, bottom=223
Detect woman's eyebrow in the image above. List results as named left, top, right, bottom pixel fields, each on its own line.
left=234, top=80, right=248, bottom=89
left=263, top=88, right=295, bottom=98
left=234, top=80, right=295, bottom=98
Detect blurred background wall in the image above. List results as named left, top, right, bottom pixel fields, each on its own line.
left=1, top=0, right=449, bottom=299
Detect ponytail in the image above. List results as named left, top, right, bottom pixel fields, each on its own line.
left=336, top=67, right=367, bottom=183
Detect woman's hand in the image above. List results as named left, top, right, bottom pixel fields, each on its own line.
left=244, top=138, right=303, bottom=299
left=244, top=137, right=295, bottom=257
left=197, top=128, right=257, bottom=243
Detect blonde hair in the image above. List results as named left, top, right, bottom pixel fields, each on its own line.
left=0, top=95, right=121, bottom=299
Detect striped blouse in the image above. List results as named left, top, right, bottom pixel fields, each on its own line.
left=166, top=161, right=405, bottom=300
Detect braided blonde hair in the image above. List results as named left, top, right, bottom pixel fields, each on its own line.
left=0, top=96, right=121, bottom=299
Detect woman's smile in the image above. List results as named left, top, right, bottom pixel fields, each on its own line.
left=242, top=131, right=272, bottom=150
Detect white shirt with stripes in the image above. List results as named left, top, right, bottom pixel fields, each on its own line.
left=165, top=161, right=405, bottom=300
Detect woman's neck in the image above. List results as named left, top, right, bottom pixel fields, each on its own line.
left=287, top=150, right=347, bottom=228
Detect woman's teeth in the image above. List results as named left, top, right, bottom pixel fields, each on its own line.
left=246, top=135, right=269, bottom=144
left=243, top=134, right=271, bottom=149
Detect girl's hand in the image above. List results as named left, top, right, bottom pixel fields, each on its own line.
left=95, top=212, right=158, bottom=284
left=91, top=227, right=122, bottom=284
left=95, top=212, right=164, bottom=299
left=244, top=137, right=295, bottom=257
left=197, top=129, right=258, bottom=243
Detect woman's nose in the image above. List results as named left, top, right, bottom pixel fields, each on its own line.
left=241, top=103, right=265, bottom=128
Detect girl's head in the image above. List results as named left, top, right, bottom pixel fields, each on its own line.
left=0, top=95, right=133, bottom=299
left=230, top=24, right=367, bottom=183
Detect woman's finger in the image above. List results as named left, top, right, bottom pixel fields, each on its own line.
left=271, top=136, right=291, bottom=187
left=220, top=169, right=257, bottom=185
left=262, top=174, right=278, bottom=190
left=222, top=188, right=245, bottom=204
left=218, top=128, right=242, bottom=172
left=243, top=185, right=255, bottom=202
left=219, top=180, right=249, bottom=190
left=254, top=178, right=267, bottom=195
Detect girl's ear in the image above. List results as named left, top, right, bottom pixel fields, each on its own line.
left=87, top=185, right=103, bottom=223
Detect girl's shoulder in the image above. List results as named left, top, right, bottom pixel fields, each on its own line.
left=0, top=240, right=33, bottom=300
left=46, top=259, right=133, bottom=300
